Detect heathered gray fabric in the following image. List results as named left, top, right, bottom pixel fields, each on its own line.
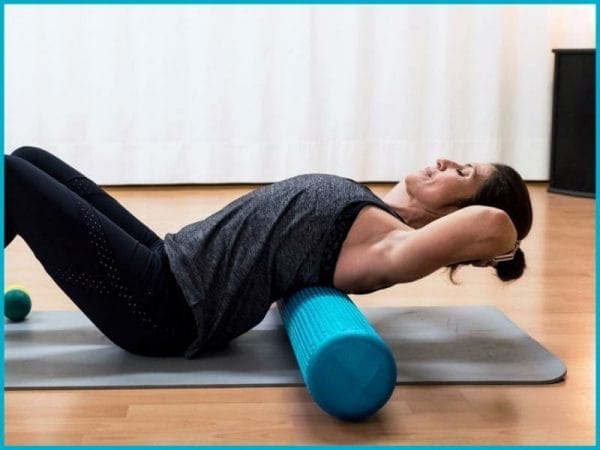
left=163, top=174, right=403, bottom=358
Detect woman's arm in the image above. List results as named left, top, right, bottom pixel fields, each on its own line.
left=334, top=206, right=517, bottom=293
left=379, top=205, right=517, bottom=284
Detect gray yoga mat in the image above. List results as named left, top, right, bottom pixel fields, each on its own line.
left=4, top=306, right=566, bottom=389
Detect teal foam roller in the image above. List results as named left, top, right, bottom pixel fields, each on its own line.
left=277, top=286, right=397, bottom=420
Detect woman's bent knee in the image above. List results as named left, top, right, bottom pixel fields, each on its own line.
left=11, top=145, right=47, bottom=159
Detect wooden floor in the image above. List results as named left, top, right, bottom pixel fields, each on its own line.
left=4, top=182, right=596, bottom=445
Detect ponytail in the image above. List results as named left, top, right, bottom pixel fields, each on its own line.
left=495, top=247, right=526, bottom=281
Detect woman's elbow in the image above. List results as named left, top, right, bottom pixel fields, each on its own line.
left=488, top=208, right=518, bottom=252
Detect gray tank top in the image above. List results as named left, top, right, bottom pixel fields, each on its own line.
left=164, top=174, right=403, bottom=357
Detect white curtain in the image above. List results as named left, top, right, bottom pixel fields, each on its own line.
left=5, top=5, right=596, bottom=184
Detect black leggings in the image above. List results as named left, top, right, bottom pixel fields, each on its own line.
left=4, top=146, right=197, bottom=356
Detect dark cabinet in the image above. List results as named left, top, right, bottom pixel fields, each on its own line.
left=549, top=49, right=595, bottom=198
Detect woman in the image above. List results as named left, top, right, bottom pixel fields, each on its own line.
left=4, top=146, right=532, bottom=358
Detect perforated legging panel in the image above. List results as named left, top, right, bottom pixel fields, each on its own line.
left=68, top=176, right=103, bottom=197
left=52, top=197, right=167, bottom=335
left=5, top=148, right=197, bottom=357
left=75, top=197, right=131, bottom=299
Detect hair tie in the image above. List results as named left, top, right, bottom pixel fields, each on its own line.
left=491, top=240, right=520, bottom=264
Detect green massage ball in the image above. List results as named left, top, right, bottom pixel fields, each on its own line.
left=5, top=285, right=32, bottom=321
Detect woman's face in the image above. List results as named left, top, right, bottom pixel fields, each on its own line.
left=404, top=159, right=496, bottom=216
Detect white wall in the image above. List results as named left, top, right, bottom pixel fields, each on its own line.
left=5, top=5, right=596, bottom=184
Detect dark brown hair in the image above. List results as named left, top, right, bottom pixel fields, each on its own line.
left=449, top=163, right=533, bottom=282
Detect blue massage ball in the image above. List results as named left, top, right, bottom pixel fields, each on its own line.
left=5, top=285, right=32, bottom=321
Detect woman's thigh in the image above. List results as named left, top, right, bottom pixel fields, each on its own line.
left=5, top=155, right=196, bottom=356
